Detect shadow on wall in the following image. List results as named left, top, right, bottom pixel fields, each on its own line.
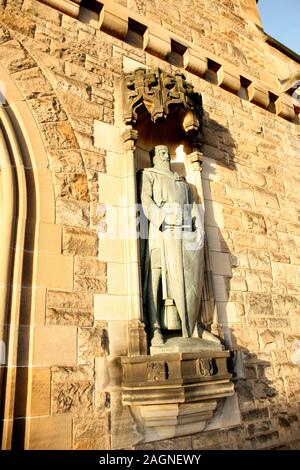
left=195, top=111, right=299, bottom=450
left=198, top=110, right=237, bottom=340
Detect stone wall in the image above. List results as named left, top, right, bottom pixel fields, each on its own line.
left=0, top=0, right=299, bottom=450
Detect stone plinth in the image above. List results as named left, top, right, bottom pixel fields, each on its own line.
left=151, top=337, right=224, bottom=355
left=120, top=351, right=234, bottom=444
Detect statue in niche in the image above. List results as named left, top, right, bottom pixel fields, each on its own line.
left=139, top=145, right=221, bottom=350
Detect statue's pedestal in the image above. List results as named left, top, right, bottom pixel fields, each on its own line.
left=119, top=349, right=234, bottom=446
left=151, top=337, right=224, bottom=355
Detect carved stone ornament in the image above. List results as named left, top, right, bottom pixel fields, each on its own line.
left=122, top=67, right=203, bottom=148
left=198, top=358, right=213, bottom=376
left=146, top=361, right=168, bottom=382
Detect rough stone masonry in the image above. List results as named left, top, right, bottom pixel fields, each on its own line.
left=0, top=0, right=299, bottom=450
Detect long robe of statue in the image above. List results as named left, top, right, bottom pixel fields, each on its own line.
left=139, top=145, right=205, bottom=344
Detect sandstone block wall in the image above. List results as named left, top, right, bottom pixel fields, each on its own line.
left=0, top=0, right=299, bottom=450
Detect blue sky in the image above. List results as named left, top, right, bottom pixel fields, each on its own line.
left=258, top=0, right=300, bottom=54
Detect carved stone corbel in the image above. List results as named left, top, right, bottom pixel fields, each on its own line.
left=121, top=351, right=234, bottom=443
left=122, top=67, right=203, bottom=150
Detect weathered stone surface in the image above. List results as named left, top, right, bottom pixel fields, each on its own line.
left=231, top=325, right=259, bottom=350
left=13, top=66, right=53, bottom=99
left=246, top=319, right=268, bottom=328
left=50, top=39, right=86, bottom=66
left=78, top=326, right=109, bottom=365
left=248, top=250, right=271, bottom=271
left=254, top=188, right=280, bottom=210
left=247, top=420, right=273, bottom=437
left=28, top=95, right=67, bottom=123
left=0, top=39, right=35, bottom=72
left=23, top=0, right=62, bottom=25
left=254, top=431, right=280, bottom=449
left=137, top=436, right=192, bottom=450
left=258, top=330, right=285, bottom=352
left=223, top=214, right=243, bottom=231
left=73, top=414, right=110, bottom=450
left=1, top=7, right=36, bottom=37
left=268, top=318, right=289, bottom=329
left=69, top=116, right=94, bottom=135
left=275, top=362, right=299, bottom=376
left=284, top=377, right=300, bottom=400
left=74, top=130, right=94, bottom=150
left=0, top=23, right=12, bottom=44
left=241, top=408, right=269, bottom=423
left=271, top=262, right=290, bottom=285
left=51, top=381, right=93, bottom=415
left=73, top=438, right=109, bottom=450
left=48, top=149, right=84, bottom=173
left=230, top=275, right=247, bottom=292
left=245, top=270, right=262, bottom=292
left=56, top=199, right=89, bottom=228
left=110, top=392, right=143, bottom=449
left=74, top=257, right=106, bottom=293
left=47, top=291, right=93, bottom=326
left=41, top=121, right=79, bottom=150
left=244, top=293, right=273, bottom=316
left=54, top=174, right=89, bottom=201
left=51, top=365, right=94, bottom=415
left=52, top=365, right=93, bottom=383
left=192, top=429, right=228, bottom=450
left=242, top=210, right=266, bottom=234
left=62, top=226, right=98, bottom=256
left=81, top=149, right=106, bottom=172
left=59, top=91, right=103, bottom=120
left=273, top=295, right=299, bottom=316
left=64, top=61, right=102, bottom=87
left=235, top=381, right=255, bottom=411
left=95, top=390, right=111, bottom=414
left=87, top=172, right=98, bottom=202
left=251, top=378, right=279, bottom=401
left=238, top=165, right=266, bottom=188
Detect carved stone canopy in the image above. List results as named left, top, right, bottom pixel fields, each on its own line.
left=122, top=67, right=203, bottom=149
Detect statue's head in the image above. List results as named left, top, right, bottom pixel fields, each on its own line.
left=149, top=145, right=170, bottom=166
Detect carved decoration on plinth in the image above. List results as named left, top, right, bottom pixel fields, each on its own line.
left=146, top=362, right=168, bottom=382
left=198, top=358, right=213, bottom=376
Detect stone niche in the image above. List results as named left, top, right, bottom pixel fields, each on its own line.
left=110, top=67, right=234, bottom=447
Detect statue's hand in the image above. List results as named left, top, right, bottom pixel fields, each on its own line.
left=164, top=207, right=183, bottom=226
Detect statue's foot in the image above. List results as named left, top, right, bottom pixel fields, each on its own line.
left=201, top=329, right=221, bottom=344
left=151, top=328, right=164, bottom=345
left=196, top=324, right=222, bottom=344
